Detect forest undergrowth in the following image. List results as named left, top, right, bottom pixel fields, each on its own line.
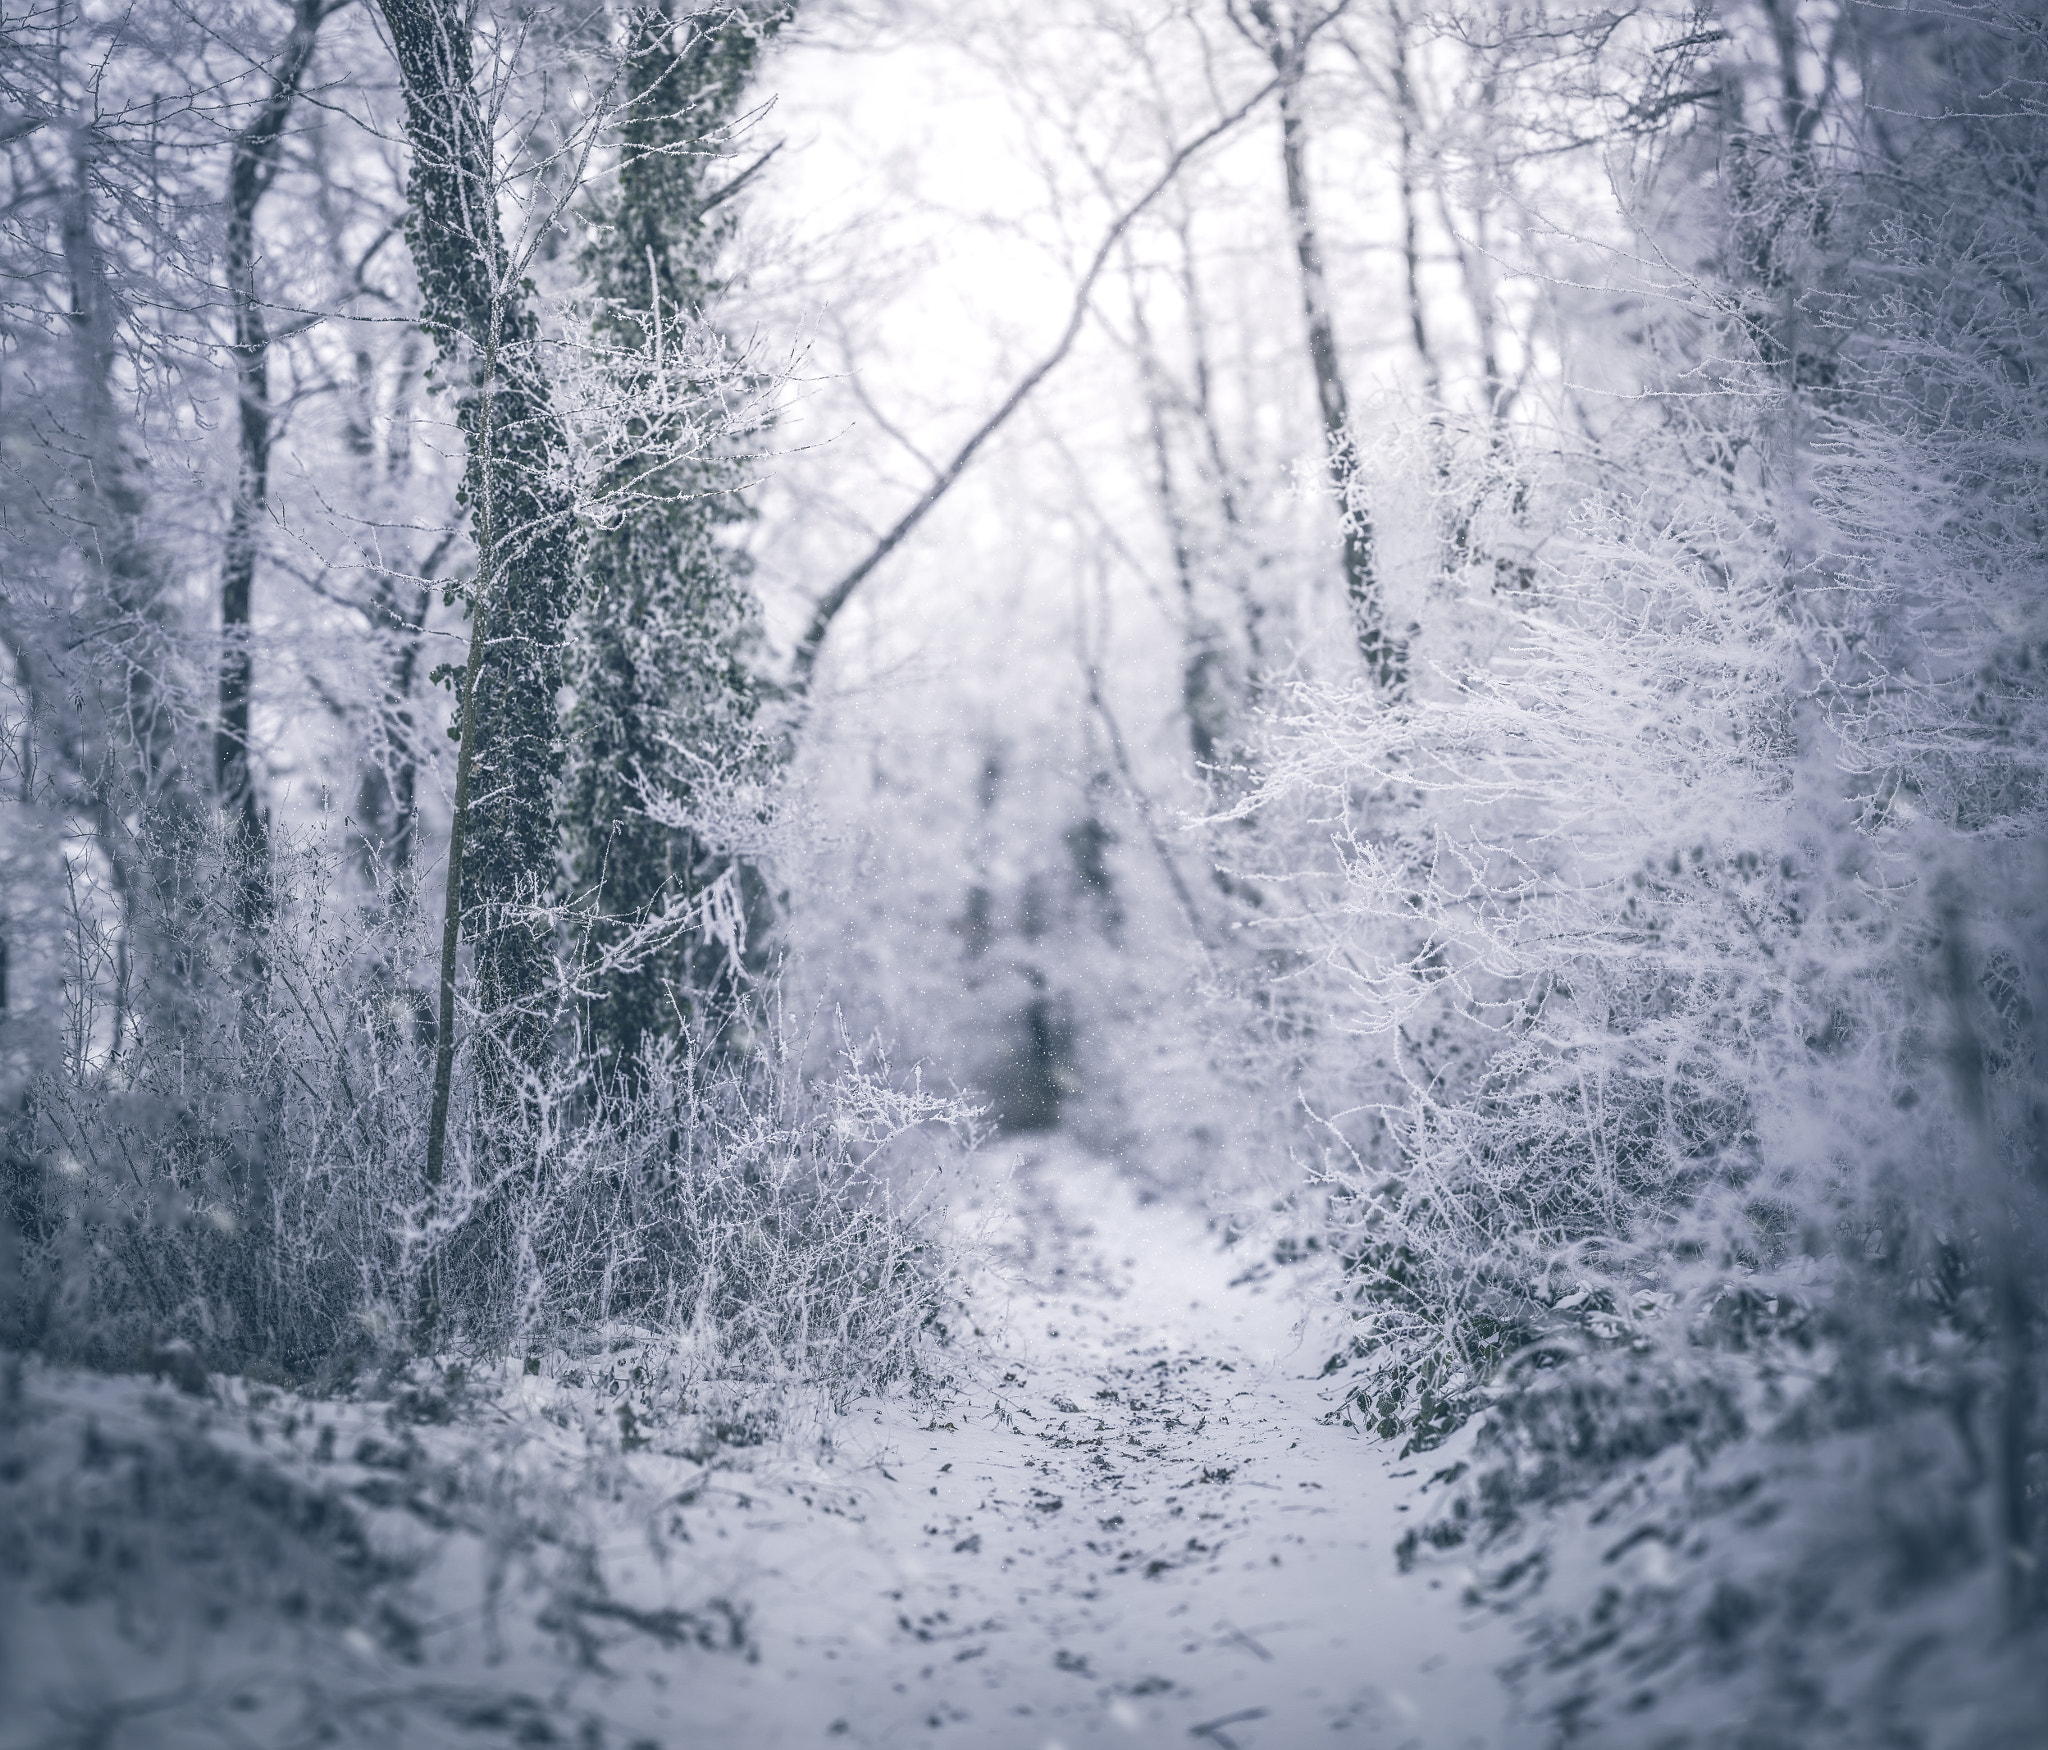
left=1195, top=7, right=2048, bottom=1743
left=2, top=820, right=974, bottom=1402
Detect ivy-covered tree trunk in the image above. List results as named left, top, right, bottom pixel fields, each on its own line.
left=379, top=0, right=579, bottom=1164
left=561, top=0, right=787, bottom=1073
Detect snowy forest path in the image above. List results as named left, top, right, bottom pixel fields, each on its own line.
left=0, top=1144, right=1517, bottom=1750
left=699, top=1141, right=1516, bottom=1749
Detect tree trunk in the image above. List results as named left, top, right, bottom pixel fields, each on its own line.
left=560, top=0, right=784, bottom=1073
left=218, top=0, right=326, bottom=931
left=1165, top=208, right=1267, bottom=671
left=1247, top=0, right=1401, bottom=688
left=1383, top=2, right=1440, bottom=406
left=59, top=112, right=199, bottom=1063
left=1118, top=252, right=1225, bottom=767
left=379, top=0, right=580, bottom=1134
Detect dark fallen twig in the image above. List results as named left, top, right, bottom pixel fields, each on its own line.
left=560, top=1591, right=751, bottom=1654
left=1190, top=1708, right=1269, bottom=1749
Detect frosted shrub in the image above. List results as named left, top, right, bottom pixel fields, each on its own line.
left=1214, top=397, right=2044, bottom=1735
left=440, top=1017, right=972, bottom=1399
left=1220, top=397, right=1878, bottom=1443
left=3, top=819, right=973, bottom=1401
left=1204, top=6, right=2048, bottom=1724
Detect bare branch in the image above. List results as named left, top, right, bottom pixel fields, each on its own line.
left=785, top=73, right=1280, bottom=696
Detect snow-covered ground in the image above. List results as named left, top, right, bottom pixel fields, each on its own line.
left=2, top=1141, right=1515, bottom=1749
